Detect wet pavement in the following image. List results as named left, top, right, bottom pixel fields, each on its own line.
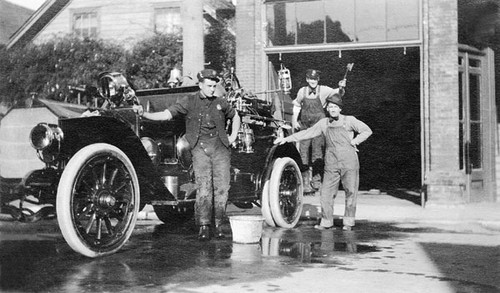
left=1, top=209, right=499, bottom=293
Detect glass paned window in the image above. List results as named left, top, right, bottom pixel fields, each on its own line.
left=296, top=1, right=324, bottom=44
left=325, top=0, right=355, bottom=43
left=469, top=73, right=482, bottom=169
left=469, top=73, right=481, bottom=121
left=266, top=0, right=420, bottom=46
left=386, top=0, right=419, bottom=41
left=155, top=7, right=181, bottom=34
left=470, top=123, right=482, bottom=169
left=355, top=0, right=386, bottom=42
left=266, top=3, right=296, bottom=46
left=73, top=12, right=97, bottom=38
left=459, top=123, right=464, bottom=170
left=459, top=72, right=464, bottom=169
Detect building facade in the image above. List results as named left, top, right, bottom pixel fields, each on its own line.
left=235, top=0, right=498, bottom=205
left=7, top=0, right=234, bottom=77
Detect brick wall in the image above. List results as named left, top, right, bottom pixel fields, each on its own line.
left=235, top=0, right=256, bottom=90
left=235, top=0, right=265, bottom=92
left=423, top=0, right=465, bottom=204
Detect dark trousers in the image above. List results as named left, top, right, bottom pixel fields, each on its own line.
left=191, top=137, right=231, bottom=226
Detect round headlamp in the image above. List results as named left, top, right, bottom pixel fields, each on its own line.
left=29, top=123, right=63, bottom=164
left=30, top=123, right=62, bottom=150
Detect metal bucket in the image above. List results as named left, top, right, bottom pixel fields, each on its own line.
left=229, top=215, right=264, bottom=244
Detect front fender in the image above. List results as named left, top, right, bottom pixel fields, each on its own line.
left=260, top=142, right=305, bottom=187
left=59, top=116, right=173, bottom=203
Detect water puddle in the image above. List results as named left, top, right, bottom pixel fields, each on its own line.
left=234, top=230, right=379, bottom=264
left=0, top=222, right=384, bottom=292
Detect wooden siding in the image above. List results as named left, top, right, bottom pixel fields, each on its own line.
left=33, top=0, right=180, bottom=47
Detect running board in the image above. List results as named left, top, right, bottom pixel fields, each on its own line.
left=150, top=199, right=195, bottom=206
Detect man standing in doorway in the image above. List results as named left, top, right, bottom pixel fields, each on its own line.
left=292, top=69, right=346, bottom=193
left=139, top=69, right=241, bottom=241
left=276, top=93, right=372, bottom=231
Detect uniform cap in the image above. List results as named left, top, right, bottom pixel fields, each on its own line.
left=305, top=69, right=321, bottom=79
left=197, top=69, right=220, bottom=82
left=325, top=93, right=343, bottom=108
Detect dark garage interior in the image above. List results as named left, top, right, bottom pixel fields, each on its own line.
left=269, top=47, right=421, bottom=191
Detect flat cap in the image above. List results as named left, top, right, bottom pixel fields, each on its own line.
left=305, top=69, right=321, bottom=79
left=197, top=69, right=220, bottom=82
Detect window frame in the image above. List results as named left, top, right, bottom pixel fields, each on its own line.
left=264, top=0, right=422, bottom=53
left=70, top=7, right=100, bottom=39
left=152, top=1, right=182, bottom=35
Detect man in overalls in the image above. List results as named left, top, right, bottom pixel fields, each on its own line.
left=276, top=93, right=372, bottom=230
left=292, top=69, right=345, bottom=193
left=140, top=69, right=241, bottom=240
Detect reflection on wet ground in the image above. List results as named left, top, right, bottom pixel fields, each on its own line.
left=7, top=217, right=494, bottom=292
left=0, top=219, right=390, bottom=292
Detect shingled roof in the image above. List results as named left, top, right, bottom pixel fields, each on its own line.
left=0, top=0, right=34, bottom=44
left=7, top=0, right=70, bottom=49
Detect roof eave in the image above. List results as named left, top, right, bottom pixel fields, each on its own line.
left=7, top=0, right=71, bottom=49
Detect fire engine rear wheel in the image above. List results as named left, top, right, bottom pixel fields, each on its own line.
left=57, top=143, right=140, bottom=258
left=261, top=180, right=276, bottom=227
left=268, top=157, right=303, bottom=228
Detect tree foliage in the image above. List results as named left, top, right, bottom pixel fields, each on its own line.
left=0, top=25, right=232, bottom=106
left=0, top=37, right=128, bottom=104
left=127, top=33, right=183, bottom=89
left=205, top=19, right=236, bottom=72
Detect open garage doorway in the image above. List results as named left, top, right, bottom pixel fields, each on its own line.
left=268, top=47, right=421, bottom=193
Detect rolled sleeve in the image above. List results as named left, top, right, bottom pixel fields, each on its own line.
left=167, top=95, right=190, bottom=117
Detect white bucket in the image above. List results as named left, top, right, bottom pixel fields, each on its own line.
left=229, top=215, right=264, bottom=244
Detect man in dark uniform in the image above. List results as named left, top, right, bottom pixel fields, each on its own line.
left=277, top=93, right=371, bottom=231
left=292, top=69, right=346, bottom=193
left=141, top=69, right=241, bottom=240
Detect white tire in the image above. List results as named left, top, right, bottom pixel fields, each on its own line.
left=57, top=143, right=140, bottom=257
left=268, top=157, right=303, bottom=228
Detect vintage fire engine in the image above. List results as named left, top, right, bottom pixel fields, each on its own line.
left=18, top=70, right=305, bottom=257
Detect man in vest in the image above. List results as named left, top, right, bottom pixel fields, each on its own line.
left=141, top=69, right=241, bottom=241
left=277, top=93, right=372, bottom=231
left=292, top=69, right=346, bottom=193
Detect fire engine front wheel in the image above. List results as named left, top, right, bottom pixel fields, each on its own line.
left=57, top=143, right=140, bottom=258
left=268, top=157, right=304, bottom=228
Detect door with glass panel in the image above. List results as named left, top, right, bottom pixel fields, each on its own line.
left=458, top=50, right=494, bottom=202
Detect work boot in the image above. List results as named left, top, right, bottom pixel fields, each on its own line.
left=198, top=225, right=210, bottom=241
left=214, top=225, right=225, bottom=239
left=302, top=171, right=314, bottom=194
